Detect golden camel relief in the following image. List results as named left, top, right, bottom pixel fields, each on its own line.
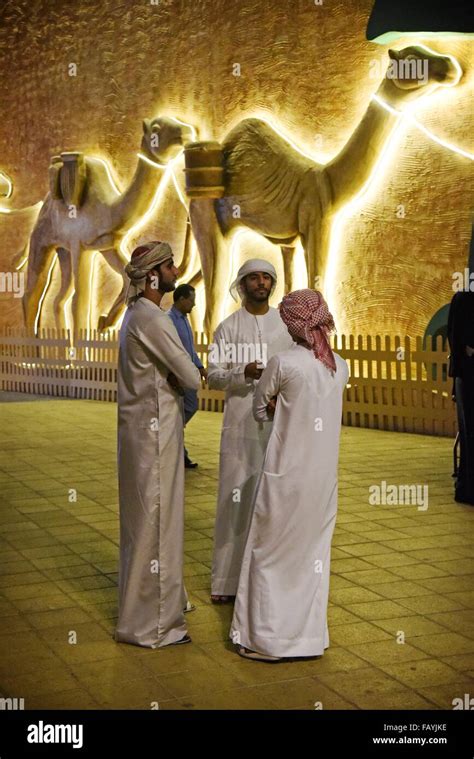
left=12, top=44, right=467, bottom=341
left=18, top=116, right=196, bottom=343
left=186, top=45, right=463, bottom=336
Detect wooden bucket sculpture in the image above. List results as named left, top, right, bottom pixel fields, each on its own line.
left=184, top=141, right=224, bottom=199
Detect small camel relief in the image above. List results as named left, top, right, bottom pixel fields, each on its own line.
left=21, top=116, right=195, bottom=341
left=188, top=46, right=461, bottom=335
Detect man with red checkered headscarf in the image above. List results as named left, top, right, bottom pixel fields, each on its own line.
left=115, top=241, right=201, bottom=649
left=231, top=289, right=349, bottom=661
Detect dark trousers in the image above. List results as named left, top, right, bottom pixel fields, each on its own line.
left=183, top=392, right=198, bottom=462
left=455, top=373, right=474, bottom=505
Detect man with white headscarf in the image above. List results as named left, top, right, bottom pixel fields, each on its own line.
left=207, top=258, right=294, bottom=603
left=230, top=289, right=349, bottom=661
left=115, top=240, right=201, bottom=648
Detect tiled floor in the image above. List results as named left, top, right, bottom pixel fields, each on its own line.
left=0, top=397, right=473, bottom=710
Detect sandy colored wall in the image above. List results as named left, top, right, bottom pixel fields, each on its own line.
left=0, top=0, right=472, bottom=335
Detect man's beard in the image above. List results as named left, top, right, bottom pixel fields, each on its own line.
left=159, top=279, right=176, bottom=293
left=246, top=288, right=270, bottom=302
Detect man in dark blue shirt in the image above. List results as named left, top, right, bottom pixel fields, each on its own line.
left=168, top=284, right=207, bottom=467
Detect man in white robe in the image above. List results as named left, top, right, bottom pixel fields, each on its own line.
left=230, top=289, right=349, bottom=661
left=115, top=241, right=201, bottom=649
left=208, top=259, right=294, bottom=603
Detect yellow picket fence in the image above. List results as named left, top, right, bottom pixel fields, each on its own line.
left=0, top=328, right=456, bottom=436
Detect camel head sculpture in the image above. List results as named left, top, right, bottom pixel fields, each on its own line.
left=140, top=115, right=195, bottom=164
left=379, top=46, right=461, bottom=106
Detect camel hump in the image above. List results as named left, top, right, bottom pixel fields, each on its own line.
left=223, top=117, right=315, bottom=175
left=48, top=151, right=87, bottom=207
left=223, top=117, right=275, bottom=148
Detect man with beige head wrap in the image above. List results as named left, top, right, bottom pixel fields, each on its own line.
left=115, top=241, right=201, bottom=648
left=207, top=258, right=294, bottom=603
left=230, top=289, right=349, bottom=661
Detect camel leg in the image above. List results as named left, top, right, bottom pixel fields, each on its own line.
left=189, top=198, right=231, bottom=337
left=301, top=216, right=332, bottom=293
left=97, top=246, right=129, bottom=331
left=53, top=248, right=74, bottom=333
left=280, top=245, right=299, bottom=294
left=71, top=247, right=94, bottom=344
left=177, top=217, right=194, bottom=279
left=23, top=233, right=58, bottom=335
left=188, top=270, right=203, bottom=290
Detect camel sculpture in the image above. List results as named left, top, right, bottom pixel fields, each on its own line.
left=21, top=116, right=195, bottom=341
left=188, top=46, right=461, bottom=335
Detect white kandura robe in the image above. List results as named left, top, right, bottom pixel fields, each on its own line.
left=230, top=343, right=349, bottom=657
left=115, top=297, right=201, bottom=648
left=208, top=307, right=294, bottom=595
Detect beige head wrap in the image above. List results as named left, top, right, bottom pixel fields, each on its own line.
left=229, top=258, right=277, bottom=302
left=125, top=240, right=173, bottom=302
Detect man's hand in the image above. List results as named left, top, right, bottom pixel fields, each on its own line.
left=266, top=395, right=278, bottom=417
left=199, top=366, right=208, bottom=380
left=244, top=361, right=263, bottom=380
left=167, top=372, right=184, bottom=395
left=466, top=345, right=474, bottom=357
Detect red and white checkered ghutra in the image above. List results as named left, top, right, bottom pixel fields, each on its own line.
left=279, top=289, right=337, bottom=373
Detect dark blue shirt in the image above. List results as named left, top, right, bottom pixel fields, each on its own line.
left=168, top=305, right=203, bottom=370
left=168, top=305, right=203, bottom=422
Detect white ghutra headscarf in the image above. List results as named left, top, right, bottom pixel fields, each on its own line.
left=229, top=258, right=277, bottom=302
